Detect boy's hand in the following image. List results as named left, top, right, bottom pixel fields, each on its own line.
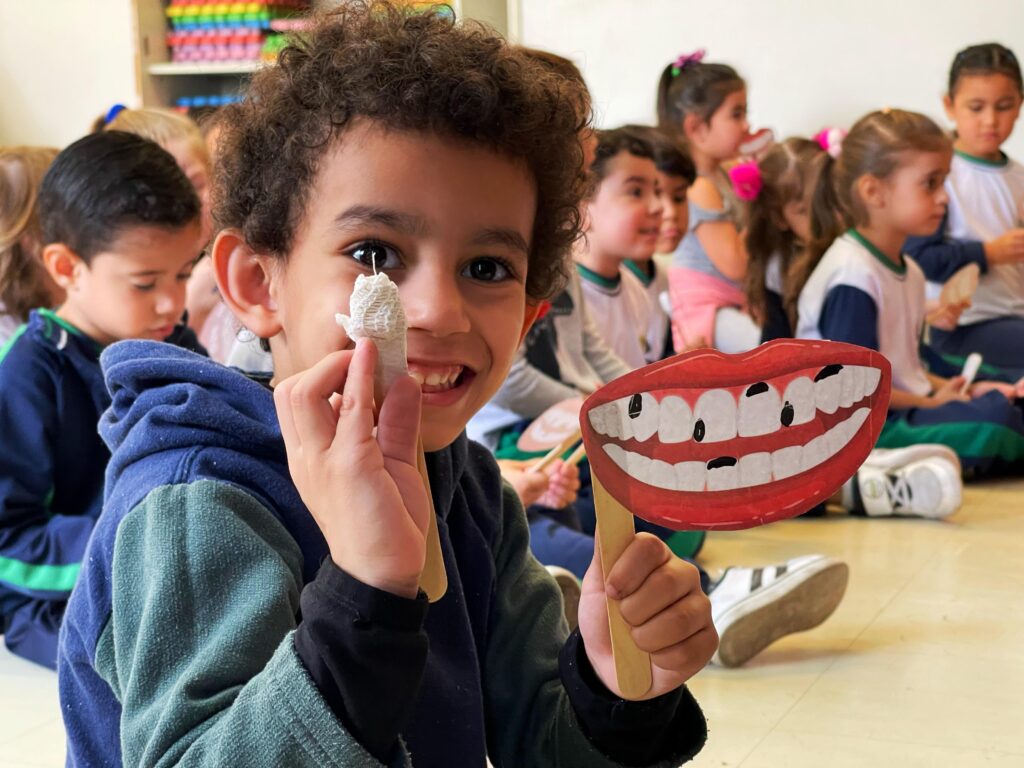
left=497, top=460, right=551, bottom=509
left=577, top=533, right=717, bottom=700
left=929, top=376, right=971, bottom=406
left=274, top=340, right=429, bottom=599
left=535, top=459, right=580, bottom=509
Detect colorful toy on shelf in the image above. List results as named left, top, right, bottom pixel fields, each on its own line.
left=163, top=0, right=310, bottom=64
left=173, top=94, right=243, bottom=114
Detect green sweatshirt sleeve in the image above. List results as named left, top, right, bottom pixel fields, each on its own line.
left=483, top=485, right=699, bottom=768
left=99, top=479, right=411, bottom=768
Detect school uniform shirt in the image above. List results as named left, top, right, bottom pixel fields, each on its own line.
left=624, top=259, right=671, bottom=362
left=577, top=263, right=655, bottom=369
left=796, top=230, right=932, bottom=397
left=59, top=340, right=707, bottom=768
left=906, top=150, right=1024, bottom=324
left=0, top=309, right=108, bottom=620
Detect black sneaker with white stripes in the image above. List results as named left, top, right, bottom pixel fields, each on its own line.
left=708, top=555, right=849, bottom=668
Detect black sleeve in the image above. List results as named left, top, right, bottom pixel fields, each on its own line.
left=294, top=559, right=430, bottom=763
left=559, top=630, right=707, bottom=766
left=759, top=289, right=793, bottom=343
left=903, top=210, right=988, bottom=282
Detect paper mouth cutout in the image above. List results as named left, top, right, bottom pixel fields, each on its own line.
left=580, top=340, right=892, bottom=530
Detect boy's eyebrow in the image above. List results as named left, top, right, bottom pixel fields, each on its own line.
left=333, top=205, right=429, bottom=236
left=470, top=228, right=530, bottom=256
left=624, top=176, right=651, bottom=185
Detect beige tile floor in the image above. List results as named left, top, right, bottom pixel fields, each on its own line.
left=1, top=479, right=1022, bottom=766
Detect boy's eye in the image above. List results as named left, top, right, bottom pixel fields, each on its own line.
left=462, top=257, right=512, bottom=283
left=347, top=242, right=401, bottom=270
left=132, top=283, right=157, bottom=292
left=673, top=193, right=687, bottom=204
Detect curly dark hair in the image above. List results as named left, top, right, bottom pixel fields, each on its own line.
left=213, top=1, right=590, bottom=300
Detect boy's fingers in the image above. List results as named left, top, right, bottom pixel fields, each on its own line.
left=604, top=533, right=670, bottom=600
left=376, top=374, right=422, bottom=468
left=334, top=339, right=378, bottom=440
left=628, top=592, right=711, bottom=651
left=649, top=625, right=718, bottom=673
left=290, top=350, right=355, bottom=454
left=618, top=561, right=700, bottom=626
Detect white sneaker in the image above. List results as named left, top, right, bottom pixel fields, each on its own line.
left=864, top=445, right=962, bottom=474
left=857, top=456, right=962, bottom=519
left=546, top=566, right=581, bottom=632
left=710, top=555, right=849, bottom=668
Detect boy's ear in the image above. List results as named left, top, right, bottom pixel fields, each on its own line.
left=518, top=301, right=543, bottom=345
left=42, top=243, right=86, bottom=289
left=212, top=228, right=282, bottom=340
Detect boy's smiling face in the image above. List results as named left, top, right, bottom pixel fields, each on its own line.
left=264, top=123, right=539, bottom=451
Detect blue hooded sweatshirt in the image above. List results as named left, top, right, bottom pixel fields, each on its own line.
left=58, top=340, right=706, bottom=768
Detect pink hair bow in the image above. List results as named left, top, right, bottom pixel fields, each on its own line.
left=729, top=160, right=762, bottom=202
left=671, top=49, right=706, bottom=76
left=814, top=127, right=846, bottom=159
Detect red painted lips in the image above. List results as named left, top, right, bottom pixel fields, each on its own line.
left=580, top=340, right=893, bottom=530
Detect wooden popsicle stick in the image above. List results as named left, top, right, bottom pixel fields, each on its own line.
left=529, top=428, right=583, bottom=474
left=592, top=473, right=652, bottom=700
left=565, top=443, right=587, bottom=467
left=416, top=441, right=448, bottom=602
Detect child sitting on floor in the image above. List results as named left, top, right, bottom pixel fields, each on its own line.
left=0, top=131, right=204, bottom=669
left=58, top=7, right=716, bottom=766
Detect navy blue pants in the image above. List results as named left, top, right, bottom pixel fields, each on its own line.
left=930, top=317, right=1024, bottom=378
left=1, top=598, right=63, bottom=669
left=880, top=390, right=1024, bottom=477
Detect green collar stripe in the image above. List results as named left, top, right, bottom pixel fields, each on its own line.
left=847, top=230, right=907, bottom=276
left=38, top=307, right=83, bottom=337
left=0, top=555, right=81, bottom=593
left=623, top=259, right=654, bottom=287
left=0, top=324, right=28, bottom=364
left=575, top=262, right=620, bottom=289
left=954, top=148, right=1009, bottom=168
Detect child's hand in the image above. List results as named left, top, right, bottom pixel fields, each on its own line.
left=929, top=376, right=971, bottom=406
left=925, top=300, right=969, bottom=331
left=578, top=534, right=717, bottom=700
left=534, top=459, right=581, bottom=509
left=497, top=460, right=551, bottom=509
left=274, top=340, right=429, bottom=599
left=971, top=380, right=1022, bottom=400
left=984, top=229, right=1024, bottom=265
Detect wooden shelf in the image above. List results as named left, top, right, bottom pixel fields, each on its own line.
left=148, top=61, right=264, bottom=76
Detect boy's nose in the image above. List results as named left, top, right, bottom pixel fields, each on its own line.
left=402, top=265, right=472, bottom=336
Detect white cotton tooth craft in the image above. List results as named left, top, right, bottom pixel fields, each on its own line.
left=335, top=272, right=408, bottom=393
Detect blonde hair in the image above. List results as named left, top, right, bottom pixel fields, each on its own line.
left=105, top=108, right=209, bottom=164
left=1, top=146, right=61, bottom=323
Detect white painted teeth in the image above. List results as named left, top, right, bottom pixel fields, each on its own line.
left=782, top=376, right=815, bottom=426
left=658, top=396, right=692, bottom=443
left=587, top=366, right=881, bottom=443
left=694, top=389, right=737, bottom=443
left=602, top=407, right=871, bottom=492
left=738, top=383, right=781, bottom=437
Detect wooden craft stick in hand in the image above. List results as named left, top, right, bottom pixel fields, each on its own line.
left=530, top=428, right=582, bottom=475
left=416, top=440, right=447, bottom=602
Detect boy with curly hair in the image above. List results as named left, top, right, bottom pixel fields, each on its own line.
left=58, top=3, right=714, bottom=766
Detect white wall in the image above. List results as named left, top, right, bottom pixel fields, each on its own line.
left=0, top=0, right=137, bottom=148
left=518, top=0, right=1024, bottom=158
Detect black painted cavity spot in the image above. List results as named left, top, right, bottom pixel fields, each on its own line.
left=693, top=419, right=705, bottom=442
left=745, top=382, right=769, bottom=397
left=814, top=364, right=844, bottom=382
left=781, top=401, right=795, bottom=427
left=628, top=394, right=643, bottom=419
left=707, top=456, right=737, bottom=470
